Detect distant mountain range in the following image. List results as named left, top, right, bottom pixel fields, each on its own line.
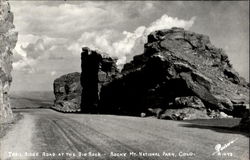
left=10, top=91, right=54, bottom=109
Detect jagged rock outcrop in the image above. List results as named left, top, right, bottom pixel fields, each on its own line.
left=52, top=72, right=81, bottom=112
left=80, top=47, right=119, bottom=113
left=160, top=96, right=210, bottom=120
left=53, top=28, right=248, bottom=120
left=99, top=27, right=249, bottom=119
left=0, top=0, right=18, bottom=123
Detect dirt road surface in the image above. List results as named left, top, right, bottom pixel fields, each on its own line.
left=0, top=109, right=249, bottom=160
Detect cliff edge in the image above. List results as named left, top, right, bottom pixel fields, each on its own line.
left=0, top=0, right=18, bottom=123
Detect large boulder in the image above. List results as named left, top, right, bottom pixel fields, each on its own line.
left=99, top=27, right=249, bottom=118
left=160, top=96, right=210, bottom=120
left=80, top=47, right=119, bottom=113
left=0, top=0, right=18, bottom=123
left=52, top=72, right=81, bottom=112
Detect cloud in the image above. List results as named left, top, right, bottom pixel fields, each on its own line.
left=10, top=1, right=169, bottom=72
left=10, top=2, right=125, bottom=38
left=145, top=15, right=196, bottom=35
left=12, top=49, right=24, bottom=62
left=70, top=14, right=195, bottom=67
left=12, top=6, right=195, bottom=73
left=13, top=58, right=37, bottom=73
left=68, top=29, right=121, bottom=56
left=20, top=36, right=68, bottom=59
left=21, top=39, right=47, bottom=59
left=50, top=71, right=57, bottom=76
left=13, top=35, right=70, bottom=73
left=9, top=1, right=249, bottom=92
left=47, top=45, right=74, bottom=60
left=10, top=1, right=162, bottom=41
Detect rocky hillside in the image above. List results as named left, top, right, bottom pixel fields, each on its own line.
left=52, top=72, right=81, bottom=112
left=0, top=0, right=18, bottom=123
left=53, top=27, right=249, bottom=121
left=100, top=27, right=249, bottom=119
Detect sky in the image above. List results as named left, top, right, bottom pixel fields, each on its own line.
left=9, top=1, right=249, bottom=92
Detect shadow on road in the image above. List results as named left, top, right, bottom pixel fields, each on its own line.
left=180, top=119, right=249, bottom=137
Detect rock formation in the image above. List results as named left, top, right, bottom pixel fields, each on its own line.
left=99, top=27, right=249, bottom=119
left=80, top=47, right=118, bottom=113
left=0, top=0, right=18, bottom=123
left=53, top=72, right=81, bottom=112
left=53, top=27, right=248, bottom=121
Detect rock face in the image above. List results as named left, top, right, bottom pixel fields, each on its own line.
left=53, top=72, right=81, bottom=112
left=99, top=27, right=249, bottom=119
left=80, top=47, right=118, bottom=113
left=53, top=28, right=248, bottom=121
left=0, top=0, right=18, bottom=123
left=160, top=96, right=210, bottom=120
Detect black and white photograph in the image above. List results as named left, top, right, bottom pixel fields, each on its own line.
left=0, top=0, right=249, bottom=159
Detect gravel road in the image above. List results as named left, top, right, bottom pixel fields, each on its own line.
left=0, top=109, right=248, bottom=160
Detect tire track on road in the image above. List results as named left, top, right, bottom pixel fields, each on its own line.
left=54, top=116, right=155, bottom=160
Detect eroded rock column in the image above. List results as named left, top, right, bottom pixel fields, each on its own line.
left=80, top=47, right=118, bottom=113
left=0, top=0, right=18, bottom=123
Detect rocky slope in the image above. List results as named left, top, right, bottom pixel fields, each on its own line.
left=0, top=0, right=18, bottom=123
left=53, top=27, right=249, bottom=122
left=100, top=27, right=249, bottom=119
left=52, top=72, right=81, bottom=112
